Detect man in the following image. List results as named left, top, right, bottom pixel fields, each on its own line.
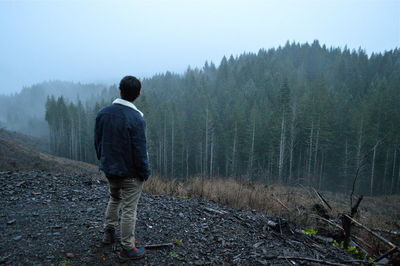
left=94, top=76, right=150, bottom=261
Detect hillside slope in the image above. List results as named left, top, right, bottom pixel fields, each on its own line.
left=0, top=128, right=99, bottom=176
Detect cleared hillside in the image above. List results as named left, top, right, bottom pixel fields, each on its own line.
left=0, top=128, right=100, bottom=176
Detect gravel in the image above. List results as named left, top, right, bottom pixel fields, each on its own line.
left=0, top=170, right=355, bottom=265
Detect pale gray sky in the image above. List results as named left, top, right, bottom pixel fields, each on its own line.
left=0, top=0, right=399, bottom=94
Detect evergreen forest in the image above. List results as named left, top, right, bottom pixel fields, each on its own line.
left=44, top=41, right=400, bottom=196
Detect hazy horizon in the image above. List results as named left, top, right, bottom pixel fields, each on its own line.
left=1, top=0, right=399, bottom=95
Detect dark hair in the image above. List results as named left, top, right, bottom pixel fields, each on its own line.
left=119, top=76, right=141, bottom=102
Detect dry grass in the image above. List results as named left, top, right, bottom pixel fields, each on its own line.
left=144, top=176, right=323, bottom=226
left=144, top=175, right=400, bottom=234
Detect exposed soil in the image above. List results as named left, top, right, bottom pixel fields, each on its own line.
left=0, top=170, right=358, bottom=265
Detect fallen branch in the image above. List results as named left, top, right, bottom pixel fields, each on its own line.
left=350, top=237, right=370, bottom=259
left=203, top=207, right=227, bottom=215
left=233, top=214, right=245, bottom=221
left=311, top=214, right=343, bottom=231
left=373, top=246, right=399, bottom=263
left=352, top=235, right=375, bottom=252
left=372, top=228, right=400, bottom=236
left=272, top=194, right=291, bottom=212
left=312, top=214, right=396, bottom=263
left=311, top=215, right=375, bottom=254
left=344, top=215, right=397, bottom=249
left=336, top=257, right=385, bottom=265
left=313, top=188, right=332, bottom=210
left=264, top=256, right=358, bottom=266
left=145, top=242, right=174, bottom=249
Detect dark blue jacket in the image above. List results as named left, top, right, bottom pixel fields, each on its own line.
left=94, top=103, right=150, bottom=181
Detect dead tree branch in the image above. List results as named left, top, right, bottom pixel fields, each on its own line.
left=350, top=138, right=384, bottom=206
left=372, top=228, right=400, bottom=236
left=272, top=194, right=291, bottom=212
left=313, top=187, right=332, bottom=210
left=344, top=215, right=397, bottom=249
left=373, top=247, right=399, bottom=263
left=264, top=256, right=367, bottom=266
left=311, top=214, right=343, bottom=231
left=145, top=242, right=174, bottom=249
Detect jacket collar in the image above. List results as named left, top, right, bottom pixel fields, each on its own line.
left=112, top=98, right=144, bottom=117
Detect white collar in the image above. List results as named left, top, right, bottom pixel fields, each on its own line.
left=112, top=98, right=144, bottom=117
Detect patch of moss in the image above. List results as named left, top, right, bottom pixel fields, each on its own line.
left=300, top=228, right=318, bottom=235
left=169, top=252, right=179, bottom=258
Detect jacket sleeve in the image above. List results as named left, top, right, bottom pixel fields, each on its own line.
left=94, top=114, right=102, bottom=160
left=130, top=118, right=151, bottom=181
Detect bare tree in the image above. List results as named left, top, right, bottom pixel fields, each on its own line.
left=248, top=117, right=256, bottom=176
left=288, top=103, right=298, bottom=184
left=278, top=114, right=286, bottom=182
left=391, top=147, right=397, bottom=194
left=231, top=121, right=238, bottom=176
left=307, top=119, right=314, bottom=185
left=370, top=140, right=380, bottom=196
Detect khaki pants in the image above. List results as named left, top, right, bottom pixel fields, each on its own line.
left=104, top=175, right=143, bottom=249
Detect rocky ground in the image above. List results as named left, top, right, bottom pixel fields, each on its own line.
left=0, top=170, right=358, bottom=265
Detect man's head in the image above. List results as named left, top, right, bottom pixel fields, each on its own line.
left=119, top=76, right=141, bottom=102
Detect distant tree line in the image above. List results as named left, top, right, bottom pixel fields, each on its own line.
left=45, top=41, right=400, bottom=195
left=0, top=81, right=112, bottom=137
left=45, top=97, right=108, bottom=162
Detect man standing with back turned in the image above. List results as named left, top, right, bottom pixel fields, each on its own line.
left=94, top=76, right=150, bottom=261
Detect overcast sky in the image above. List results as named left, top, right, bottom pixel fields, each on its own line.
left=0, top=0, right=399, bottom=94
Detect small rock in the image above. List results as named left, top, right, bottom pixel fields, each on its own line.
left=264, top=254, right=277, bottom=260
left=6, top=219, right=16, bottom=225
left=253, top=241, right=264, bottom=248
left=16, top=181, right=25, bottom=187
left=179, top=212, right=184, bottom=217
left=51, top=225, right=63, bottom=229
left=66, top=253, right=75, bottom=258
left=13, top=235, right=22, bottom=241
